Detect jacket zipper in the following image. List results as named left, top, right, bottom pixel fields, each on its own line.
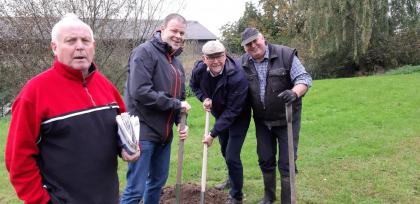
left=83, top=80, right=96, bottom=106
left=163, top=54, right=180, bottom=143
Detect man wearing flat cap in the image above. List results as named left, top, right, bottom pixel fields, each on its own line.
left=240, top=28, right=312, bottom=204
left=190, top=40, right=251, bottom=204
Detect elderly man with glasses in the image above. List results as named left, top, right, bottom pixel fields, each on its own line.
left=190, top=40, right=251, bottom=204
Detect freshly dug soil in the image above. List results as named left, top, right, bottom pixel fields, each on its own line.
left=160, top=183, right=229, bottom=204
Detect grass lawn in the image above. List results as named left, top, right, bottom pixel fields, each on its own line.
left=1, top=72, right=419, bottom=203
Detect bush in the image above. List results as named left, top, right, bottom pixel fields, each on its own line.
left=385, top=65, right=420, bottom=75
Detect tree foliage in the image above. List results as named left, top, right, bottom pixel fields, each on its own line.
left=221, top=2, right=262, bottom=53
left=221, top=0, right=420, bottom=79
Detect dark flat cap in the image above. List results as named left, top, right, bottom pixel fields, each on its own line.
left=241, top=27, right=260, bottom=46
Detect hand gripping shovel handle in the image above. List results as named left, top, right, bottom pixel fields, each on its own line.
left=200, top=111, right=210, bottom=204
left=286, top=103, right=297, bottom=204
left=175, top=109, right=187, bottom=204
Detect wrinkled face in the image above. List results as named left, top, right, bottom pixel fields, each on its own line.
left=244, top=34, right=266, bottom=61
left=160, top=18, right=186, bottom=51
left=51, top=24, right=95, bottom=74
left=203, top=52, right=226, bottom=75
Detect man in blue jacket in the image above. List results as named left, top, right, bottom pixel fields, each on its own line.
left=121, top=13, right=191, bottom=204
left=190, top=40, right=251, bottom=204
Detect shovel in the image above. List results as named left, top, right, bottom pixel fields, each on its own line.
left=286, top=103, right=297, bottom=204
left=200, top=111, right=210, bottom=204
left=175, top=109, right=187, bottom=204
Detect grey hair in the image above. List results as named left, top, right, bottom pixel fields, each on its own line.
left=51, top=13, right=94, bottom=43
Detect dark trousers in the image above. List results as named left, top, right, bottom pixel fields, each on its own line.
left=217, top=110, right=250, bottom=200
left=255, top=118, right=300, bottom=177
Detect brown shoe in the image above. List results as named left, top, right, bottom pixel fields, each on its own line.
left=215, top=179, right=231, bottom=190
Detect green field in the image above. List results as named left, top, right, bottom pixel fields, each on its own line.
left=1, top=72, right=419, bottom=203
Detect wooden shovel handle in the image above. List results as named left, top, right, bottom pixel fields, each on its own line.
left=286, top=103, right=297, bottom=204
left=200, top=111, right=210, bottom=204
left=175, top=110, right=187, bottom=204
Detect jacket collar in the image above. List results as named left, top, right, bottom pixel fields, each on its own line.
left=266, top=43, right=279, bottom=60
left=53, top=60, right=97, bottom=83
left=224, top=55, right=237, bottom=76
left=150, top=31, right=183, bottom=57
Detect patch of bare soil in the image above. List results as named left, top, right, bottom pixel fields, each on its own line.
left=160, top=183, right=229, bottom=204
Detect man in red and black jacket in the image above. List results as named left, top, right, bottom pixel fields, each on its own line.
left=5, top=13, right=139, bottom=204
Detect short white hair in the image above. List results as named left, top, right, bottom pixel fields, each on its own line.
left=51, top=13, right=94, bottom=43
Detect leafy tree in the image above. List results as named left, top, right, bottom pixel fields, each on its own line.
left=220, top=2, right=261, bottom=53
left=221, top=0, right=420, bottom=78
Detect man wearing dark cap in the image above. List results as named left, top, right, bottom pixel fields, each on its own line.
left=190, top=40, right=250, bottom=204
left=240, top=28, right=312, bottom=204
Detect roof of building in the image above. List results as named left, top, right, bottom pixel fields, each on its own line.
left=185, top=21, right=217, bottom=40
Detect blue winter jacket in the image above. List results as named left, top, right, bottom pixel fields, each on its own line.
left=189, top=56, right=250, bottom=137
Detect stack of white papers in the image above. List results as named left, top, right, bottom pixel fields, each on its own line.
left=116, top=112, right=140, bottom=155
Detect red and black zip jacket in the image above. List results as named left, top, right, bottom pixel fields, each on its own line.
left=5, top=60, right=126, bottom=204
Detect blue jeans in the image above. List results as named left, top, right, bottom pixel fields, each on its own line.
left=120, top=140, right=171, bottom=204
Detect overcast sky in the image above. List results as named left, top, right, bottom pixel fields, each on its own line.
left=177, top=0, right=258, bottom=38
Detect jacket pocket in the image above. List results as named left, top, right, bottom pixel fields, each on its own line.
left=268, top=68, right=288, bottom=92
left=246, top=74, right=260, bottom=94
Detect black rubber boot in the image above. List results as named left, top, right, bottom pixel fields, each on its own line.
left=258, top=171, right=276, bottom=204
left=281, top=176, right=291, bottom=204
